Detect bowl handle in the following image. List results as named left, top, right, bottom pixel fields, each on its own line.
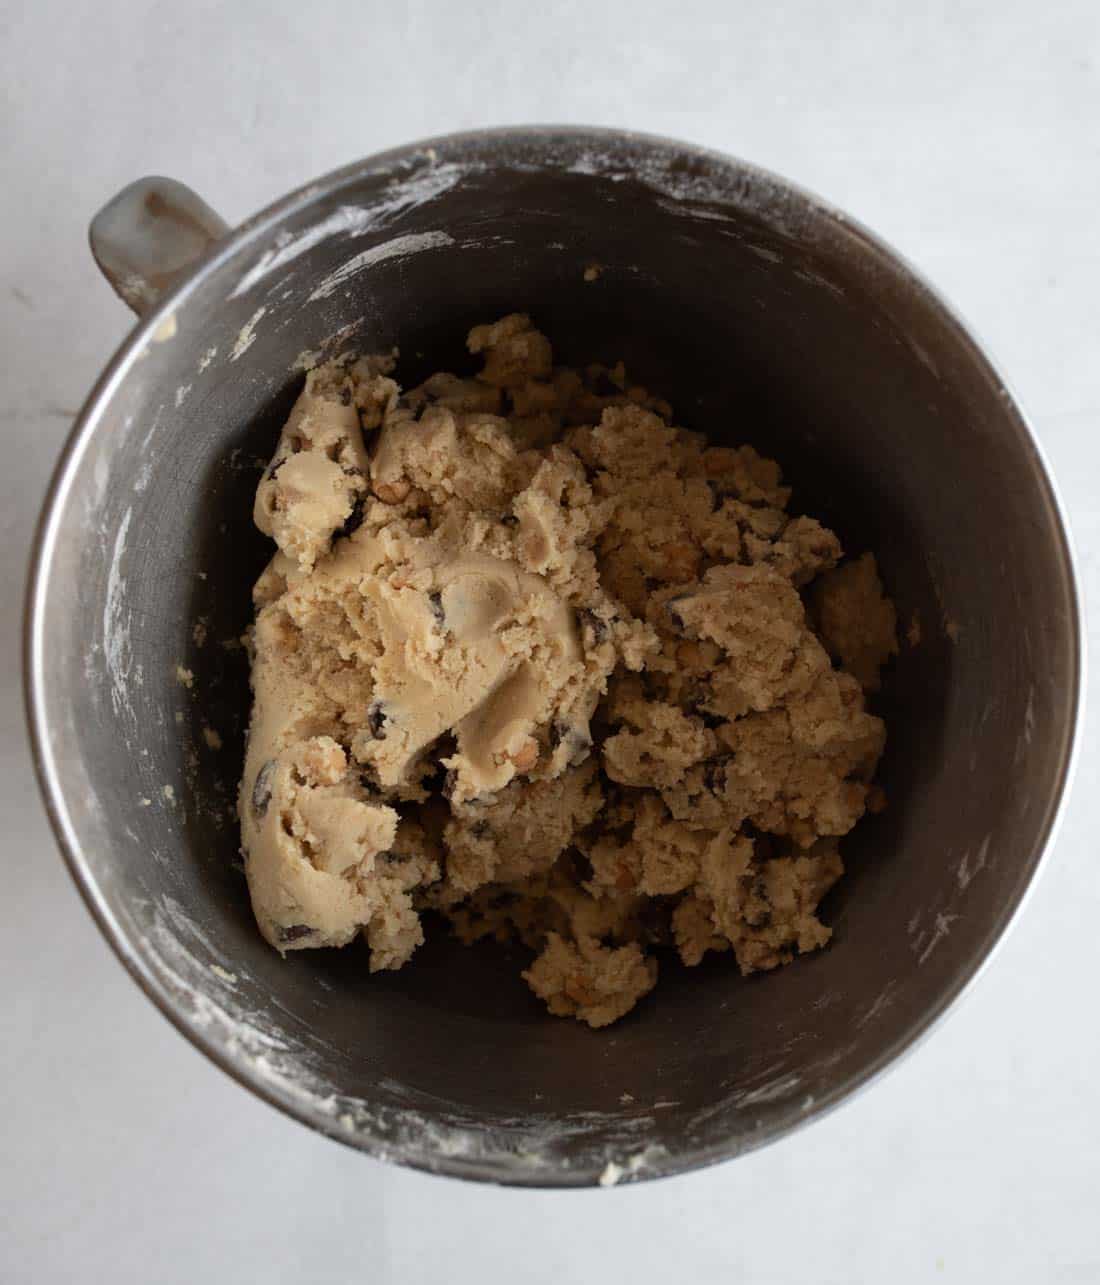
left=88, top=176, right=229, bottom=317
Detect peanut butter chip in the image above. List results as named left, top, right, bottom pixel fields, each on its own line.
left=373, top=478, right=411, bottom=504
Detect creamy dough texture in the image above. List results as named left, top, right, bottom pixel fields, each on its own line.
left=239, top=314, right=897, bottom=1027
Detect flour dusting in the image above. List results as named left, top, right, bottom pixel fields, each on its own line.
left=307, top=230, right=455, bottom=301
left=230, top=306, right=266, bottom=361
left=229, top=161, right=472, bottom=299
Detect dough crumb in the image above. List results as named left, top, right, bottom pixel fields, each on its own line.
left=523, top=933, right=658, bottom=1029
left=238, top=316, right=893, bottom=1026
left=812, top=553, right=898, bottom=692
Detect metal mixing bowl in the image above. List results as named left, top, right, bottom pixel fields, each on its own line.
left=24, top=127, right=1083, bottom=1186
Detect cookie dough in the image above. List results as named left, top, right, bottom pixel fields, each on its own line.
left=239, top=314, right=896, bottom=1026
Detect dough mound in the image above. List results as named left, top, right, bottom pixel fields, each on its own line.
left=238, top=315, right=895, bottom=1026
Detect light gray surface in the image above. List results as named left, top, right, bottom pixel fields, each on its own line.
left=2, top=1, right=1097, bottom=1280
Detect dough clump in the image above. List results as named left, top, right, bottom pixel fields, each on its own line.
left=239, top=315, right=895, bottom=1027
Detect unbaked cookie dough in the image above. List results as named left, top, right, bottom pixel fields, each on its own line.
left=238, top=314, right=896, bottom=1027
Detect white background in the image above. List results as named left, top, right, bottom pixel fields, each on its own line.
left=3, top=2, right=1098, bottom=1281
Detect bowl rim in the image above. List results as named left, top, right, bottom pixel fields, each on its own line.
left=23, top=124, right=1086, bottom=1187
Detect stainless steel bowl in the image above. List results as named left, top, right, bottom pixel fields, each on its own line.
left=24, top=127, right=1083, bottom=1186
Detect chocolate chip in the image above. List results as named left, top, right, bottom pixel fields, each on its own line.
left=339, top=385, right=352, bottom=406
left=376, top=850, right=403, bottom=865
left=427, top=591, right=445, bottom=627
left=278, top=923, right=314, bottom=943
left=704, top=755, right=732, bottom=795
left=665, top=596, right=691, bottom=635
left=549, top=720, right=592, bottom=766
left=337, top=492, right=367, bottom=539
left=366, top=701, right=388, bottom=739
left=748, top=874, right=775, bottom=925
left=577, top=608, right=608, bottom=645
left=699, top=708, right=726, bottom=731
left=396, top=391, right=432, bottom=419
left=359, top=771, right=381, bottom=796
left=708, top=478, right=738, bottom=511
left=470, top=820, right=490, bottom=838
left=500, top=513, right=519, bottom=527
left=681, top=676, right=709, bottom=704
left=251, top=760, right=276, bottom=816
